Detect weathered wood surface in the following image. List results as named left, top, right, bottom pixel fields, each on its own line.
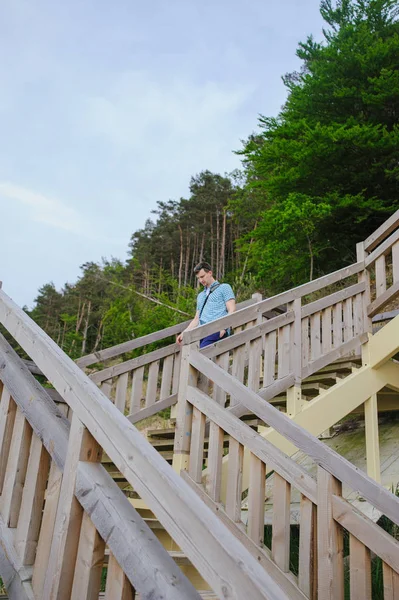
left=77, top=297, right=257, bottom=368
left=181, top=471, right=308, bottom=600
left=0, top=513, right=34, bottom=600
left=301, top=282, right=365, bottom=318
left=0, top=296, right=291, bottom=600
left=183, top=262, right=365, bottom=345
left=188, top=351, right=399, bottom=527
left=367, top=280, right=399, bottom=318
left=0, top=335, right=204, bottom=600
left=363, top=209, right=399, bottom=252
left=365, top=225, right=399, bottom=267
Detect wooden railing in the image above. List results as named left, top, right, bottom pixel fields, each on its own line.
left=0, top=288, right=292, bottom=600
left=175, top=343, right=399, bottom=600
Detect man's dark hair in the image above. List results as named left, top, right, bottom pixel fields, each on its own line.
left=194, top=261, right=212, bottom=274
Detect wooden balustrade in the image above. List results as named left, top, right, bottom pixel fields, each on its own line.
left=0, top=290, right=293, bottom=600
left=183, top=349, right=399, bottom=600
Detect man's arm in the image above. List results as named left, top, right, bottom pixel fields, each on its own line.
left=220, top=298, right=236, bottom=337
left=176, top=311, right=200, bottom=344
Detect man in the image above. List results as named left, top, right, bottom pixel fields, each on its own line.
left=177, top=262, right=236, bottom=348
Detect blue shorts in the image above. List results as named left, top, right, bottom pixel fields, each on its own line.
left=200, top=330, right=229, bottom=349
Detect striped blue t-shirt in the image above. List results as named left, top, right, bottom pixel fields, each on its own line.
left=197, top=281, right=235, bottom=326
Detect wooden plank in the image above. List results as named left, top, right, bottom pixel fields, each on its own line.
left=301, top=318, right=309, bottom=369
left=172, top=344, right=197, bottom=472
left=248, top=337, right=262, bottom=392
left=383, top=562, right=399, bottom=600
left=317, top=468, right=344, bottom=600
left=212, top=352, right=230, bottom=406
left=353, top=293, right=363, bottom=336
left=91, top=344, right=177, bottom=384
left=332, top=496, right=399, bottom=574
left=104, top=552, right=136, bottom=600
left=0, top=407, right=32, bottom=527
left=301, top=334, right=367, bottom=380
left=145, top=360, right=160, bottom=408
left=115, top=372, right=128, bottom=413
left=0, top=513, right=35, bottom=600
left=333, top=302, right=343, bottom=348
left=129, top=367, right=144, bottom=415
left=71, top=511, right=106, bottom=600
left=272, top=473, right=291, bottom=572
left=32, top=460, right=64, bottom=598
left=364, top=394, right=381, bottom=482
left=356, top=242, right=373, bottom=334
left=367, top=280, right=399, bottom=318
left=349, top=534, right=371, bottom=600
left=100, top=379, right=112, bottom=399
left=363, top=209, right=399, bottom=251
left=160, top=354, right=174, bottom=400
left=189, top=349, right=399, bottom=528
left=202, top=311, right=295, bottom=360
left=298, top=496, right=316, bottom=599
left=290, top=299, right=302, bottom=382
left=0, top=339, right=202, bottom=600
left=310, top=312, right=321, bottom=361
left=225, top=438, right=244, bottom=522
left=392, top=240, right=399, bottom=283
left=0, top=302, right=315, bottom=600
left=189, top=407, right=206, bottom=483
left=43, top=413, right=102, bottom=600
left=365, top=226, right=399, bottom=267
left=301, top=282, right=365, bottom=318
left=230, top=344, right=245, bottom=406
left=376, top=254, right=387, bottom=297
left=172, top=351, right=181, bottom=394
left=264, top=330, right=277, bottom=386
left=15, top=433, right=50, bottom=565
left=247, top=453, right=265, bottom=546
left=206, top=422, right=224, bottom=502
left=321, top=306, right=332, bottom=355
left=278, top=325, right=291, bottom=379
left=343, top=297, right=353, bottom=342
left=0, top=389, right=17, bottom=494
left=128, top=393, right=177, bottom=424
left=77, top=324, right=186, bottom=369
left=181, top=470, right=308, bottom=600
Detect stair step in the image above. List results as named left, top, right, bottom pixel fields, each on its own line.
left=147, top=427, right=175, bottom=439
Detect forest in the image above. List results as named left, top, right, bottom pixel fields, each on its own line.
left=27, top=0, right=399, bottom=360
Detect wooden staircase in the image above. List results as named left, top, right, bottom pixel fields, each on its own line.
left=1, top=212, right=399, bottom=598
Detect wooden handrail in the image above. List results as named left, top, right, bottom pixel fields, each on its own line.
left=363, top=209, right=399, bottom=252
left=0, top=335, right=201, bottom=599
left=77, top=296, right=259, bottom=368
left=0, top=289, right=289, bottom=600
left=182, top=261, right=364, bottom=345
left=188, top=350, right=399, bottom=527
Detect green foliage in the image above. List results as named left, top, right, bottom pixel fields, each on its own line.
left=239, top=0, right=399, bottom=290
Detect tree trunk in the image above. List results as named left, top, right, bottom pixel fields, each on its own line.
left=307, top=235, right=314, bottom=281
left=184, top=229, right=190, bottom=287
left=216, top=209, right=220, bottom=279
left=81, top=300, right=91, bottom=357
left=92, top=320, right=103, bottom=353
left=178, top=224, right=183, bottom=289
left=220, top=209, right=227, bottom=279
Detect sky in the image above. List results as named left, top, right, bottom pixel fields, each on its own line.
left=0, top=0, right=325, bottom=308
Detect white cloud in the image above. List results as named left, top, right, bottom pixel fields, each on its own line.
left=0, top=182, right=86, bottom=234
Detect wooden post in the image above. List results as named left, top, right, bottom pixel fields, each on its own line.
left=356, top=242, right=372, bottom=333
left=15, top=433, right=51, bottom=564
left=172, top=342, right=198, bottom=474
left=42, top=412, right=103, bottom=600
left=317, top=467, right=344, bottom=600
left=349, top=535, right=372, bottom=600
left=364, top=394, right=381, bottom=483
left=71, top=511, right=106, bottom=600
left=105, top=552, right=136, bottom=600
left=0, top=388, right=17, bottom=495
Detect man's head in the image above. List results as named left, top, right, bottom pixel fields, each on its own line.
left=194, top=261, right=215, bottom=288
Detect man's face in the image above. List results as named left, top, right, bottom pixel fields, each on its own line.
left=196, top=268, right=213, bottom=288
